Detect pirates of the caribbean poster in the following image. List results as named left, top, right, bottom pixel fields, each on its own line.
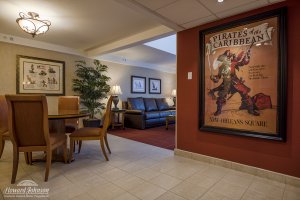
left=199, top=8, right=286, bottom=140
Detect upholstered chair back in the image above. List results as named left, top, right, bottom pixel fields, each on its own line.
left=5, top=95, right=49, bottom=147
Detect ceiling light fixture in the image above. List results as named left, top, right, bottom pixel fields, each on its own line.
left=16, top=12, right=51, bottom=38
left=218, top=0, right=224, bottom=2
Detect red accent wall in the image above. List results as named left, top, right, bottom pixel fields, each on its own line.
left=177, top=0, right=300, bottom=178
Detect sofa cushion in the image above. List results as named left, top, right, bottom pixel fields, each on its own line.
left=128, top=98, right=145, bottom=111
left=155, top=98, right=170, bottom=111
left=159, top=110, right=172, bottom=118
left=143, top=98, right=158, bottom=112
left=145, top=111, right=160, bottom=119
left=170, top=110, right=176, bottom=115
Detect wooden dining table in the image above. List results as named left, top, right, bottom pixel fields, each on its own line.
left=36, top=111, right=91, bottom=162
left=48, top=111, right=90, bottom=134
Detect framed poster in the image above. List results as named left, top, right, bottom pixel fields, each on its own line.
left=149, top=78, right=161, bottom=94
left=131, top=76, right=146, bottom=93
left=199, top=8, right=287, bottom=141
left=17, top=56, right=65, bottom=96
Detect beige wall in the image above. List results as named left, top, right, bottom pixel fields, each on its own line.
left=0, top=42, right=176, bottom=114
left=106, top=61, right=176, bottom=105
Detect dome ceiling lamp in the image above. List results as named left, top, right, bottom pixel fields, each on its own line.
left=16, top=12, right=51, bottom=38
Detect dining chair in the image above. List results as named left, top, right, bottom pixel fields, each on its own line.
left=58, top=96, right=82, bottom=152
left=58, top=96, right=80, bottom=132
left=5, top=95, right=67, bottom=184
left=0, top=95, right=10, bottom=159
left=69, top=96, right=112, bottom=162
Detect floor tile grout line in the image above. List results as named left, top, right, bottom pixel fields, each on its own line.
left=281, top=183, right=287, bottom=200
left=195, top=169, right=229, bottom=200
left=239, top=175, right=256, bottom=200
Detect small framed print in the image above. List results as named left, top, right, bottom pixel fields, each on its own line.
left=149, top=78, right=161, bottom=94
left=17, top=55, right=65, bottom=96
left=199, top=8, right=287, bottom=141
left=131, top=76, right=146, bottom=93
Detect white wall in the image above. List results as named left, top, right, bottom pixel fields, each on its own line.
left=0, top=42, right=176, bottom=114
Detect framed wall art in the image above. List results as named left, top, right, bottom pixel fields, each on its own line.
left=17, top=55, right=65, bottom=96
left=199, top=8, right=287, bottom=141
left=149, top=78, right=161, bottom=94
left=131, top=76, right=146, bottom=93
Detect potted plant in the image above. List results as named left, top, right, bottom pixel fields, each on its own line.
left=72, top=60, right=111, bottom=127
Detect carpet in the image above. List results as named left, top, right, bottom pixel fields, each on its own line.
left=108, top=124, right=175, bottom=150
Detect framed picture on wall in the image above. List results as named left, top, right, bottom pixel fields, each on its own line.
left=17, top=55, right=65, bottom=96
left=199, top=8, right=287, bottom=141
left=149, top=78, right=161, bottom=94
left=131, top=76, right=146, bottom=93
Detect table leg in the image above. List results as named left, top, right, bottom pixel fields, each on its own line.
left=166, top=118, right=169, bottom=130
left=49, top=119, right=65, bottom=134
left=121, top=113, right=125, bottom=130
left=48, top=119, right=68, bottom=162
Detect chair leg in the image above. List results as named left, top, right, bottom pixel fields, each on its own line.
left=78, top=140, right=82, bottom=153
left=0, top=139, right=5, bottom=159
left=45, top=151, right=52, bottom=182
left=11, top=148, right=19, bottom=184
left=69, top=138, right=74, bottom=163
left=25, top=152, right=32, bottom=165
left=100, top=138, right=109, bottom=161
left=24, top=152, right=30, bottom=165
left=63, top=142, right=67, bottom=164
left=28, top=152, right=32, bottom=165
left=104, top=134, right=111, bottom=154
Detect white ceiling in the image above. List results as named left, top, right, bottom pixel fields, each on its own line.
left=0, top=0, right=284, bottom=73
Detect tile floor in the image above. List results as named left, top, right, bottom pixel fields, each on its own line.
left=0, top=134, right=299, bottom=200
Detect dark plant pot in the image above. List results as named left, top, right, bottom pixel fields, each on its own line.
left=83, top=119, right=101, bottom=127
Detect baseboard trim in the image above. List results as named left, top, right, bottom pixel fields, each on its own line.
left=174, top=148, right=300, bottom=187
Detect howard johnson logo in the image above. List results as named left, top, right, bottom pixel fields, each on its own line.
left=3, top=180, right=49, bottom=198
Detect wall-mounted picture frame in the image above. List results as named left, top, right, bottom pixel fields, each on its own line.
left=131, top=76, right=146, bottom=93
left=199, top=8, right=287, bottom=141
left=149, top=78, right=161, bottom=94
left=17, top=55, right=65, bottom=96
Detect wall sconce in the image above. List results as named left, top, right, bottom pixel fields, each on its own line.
left=110, top=85, right=122, bottom=110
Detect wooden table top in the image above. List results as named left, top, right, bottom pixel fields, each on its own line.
left=48, top=111, right=90, bottom=120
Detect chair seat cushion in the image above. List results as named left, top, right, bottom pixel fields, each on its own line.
left=70, top=127, right=102, bottom=137
left=50, top=134, right=66, bottom=146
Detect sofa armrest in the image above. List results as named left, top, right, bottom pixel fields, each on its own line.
left=125, top=110, right=144, bottom=115
left=124, top=113, right=145, bottom=129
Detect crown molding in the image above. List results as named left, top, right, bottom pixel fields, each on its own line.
left=0, top=33, right=86, bottom=57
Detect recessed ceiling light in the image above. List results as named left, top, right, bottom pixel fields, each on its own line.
left=218, top=0, right=224, bottom=2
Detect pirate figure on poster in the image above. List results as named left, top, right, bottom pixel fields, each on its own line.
left=208, top=43, right=260, bottom=116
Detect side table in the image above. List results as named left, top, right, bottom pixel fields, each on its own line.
left=111, top=109, right=126, bottom=129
